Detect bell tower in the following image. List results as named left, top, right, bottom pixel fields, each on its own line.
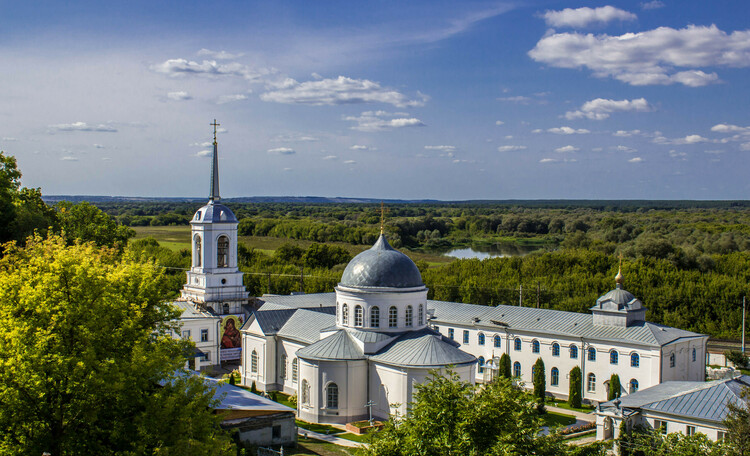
left=180, top=120, right=248, bottom=315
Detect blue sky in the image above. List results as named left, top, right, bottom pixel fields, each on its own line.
left=1, top=0, right=749, bottom=200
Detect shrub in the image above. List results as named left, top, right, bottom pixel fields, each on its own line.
left=569, top=366, right=582, bottom=409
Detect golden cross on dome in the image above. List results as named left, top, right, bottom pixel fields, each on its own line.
left=211, top=119, right=220, bottom=144
left=615, top=252, right=624, bottom=284
left=379, top=202, right=390, bottom=235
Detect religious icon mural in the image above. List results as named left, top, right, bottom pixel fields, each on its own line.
left=220, top=315, right=242, bottom=349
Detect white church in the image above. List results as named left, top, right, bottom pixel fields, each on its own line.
left=176, top=124, right=709, bottom=425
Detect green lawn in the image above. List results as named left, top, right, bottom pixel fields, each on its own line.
left=547, top=399, right=596, bottom=414
left=540, top=411, right=577, bottom=428
left=286, top=437, right=356, bottom=456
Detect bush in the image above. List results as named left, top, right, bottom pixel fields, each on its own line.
left=569, top=366, right=582, bottom=408
left=288, top=394, right=298, bottom=405
left=725, top=350, right=749, bottom=369
left=608, top=374, right=621, bottom=401
left=251, top=381, right=257, bottom=394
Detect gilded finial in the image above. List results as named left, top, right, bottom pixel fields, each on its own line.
left=380, top=202, right=385, bottom=235
left=615, top=253, right=624, bottom=286
left=211, top=119, right=220, bottom=145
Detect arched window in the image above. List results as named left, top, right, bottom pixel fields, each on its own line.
left=552, top=343, right=560, bottom=357
left=326, top=383, right=339, bottom=409
left=405, top=305, right=413, bottom=327
left=217, top=235, right=229, bottom=268
left=588, top=347, right=596, bottom=362
left=301, top=379, right=309, bottom=404
left=587, top=373, right=596, bottom=392
left=692, top=347, right=696, bottom=362
left=292, top=358, right=298, bottom=382
left=494, top=335, right=502, bottom=348
left=251, top=350, right=258, bottom=373
left=631, top=353, right=640, bottom=368
left=418, top=304, right=424, bottom=325
left=514, top=338, right=521, bottom=351
left=389, top=306, right=398, bottom=328
left=478, top=333, right=485, bottom=346
left=342, top=304, right=349, bottom=325
left=223, top=303, right=229, bottom=314
left=354, top=305, right=363, bottom=327
left=194, top=234, right=202, bottom=267
left=280, top=354, right=287, bottom=379
left=478, top=356, right=485, bottom=374
left=570, top=345, right=578, bottom=359
left=610, top=350, right=619, bottom=365
left=551, top=367, right=559, bottom=386
left=630, top=378, right=639, bottom=393
left=669, top=353, right=675, bottom=368
left=371, top=306, right=380, bottom=328
left=532, top=340, right=540, bottom=354
left=513, top=361, right=521, bottom=377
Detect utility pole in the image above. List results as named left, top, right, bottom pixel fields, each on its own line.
left=267, top=272, right=272, bottom=294
left=300, top=267, right=304, bottom=293
left=519, top=284, right=523, bottom=307
left=536, top=282, right=541, bottom=308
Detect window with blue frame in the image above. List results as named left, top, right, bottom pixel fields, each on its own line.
left=478, top=333, right=485, bottom=346
left=551, top=367, right=559, bottom=386
left=610, top=350, right=619, bottom=365
left=448, top=328, right=454, bottom=340
left=692, top=348, right=696, bottom=362
left=631, top=352, right=639, bottom=367
left=494, top=335, right=502, bottom=347
left=463, top=330, right=469, bottom=344
left=588, top=347, right=596, bottom=361
left=514, top=338, right=521, bottom=351
left=478, top=356, right=485, bottom=374
left=532, top=340, right=540, bottom=354
left=570, top=345, right=578, bottom=359
left=552, top=343, right=560, bottom=357
left=513, top=361, right=521, bottom=377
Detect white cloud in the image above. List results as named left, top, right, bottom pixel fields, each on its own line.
left=217, top=94, right=248, bottom=104
left=682, top=134, right=708, bottom=144
left=272, top=134, right=320, bottom=143
left=343, top=111, right=425, bottom=132
left=322, top=155, right=338, bottom=160
left=343, top=160, right=357, bottom=165
left=93, top=144, right=105, bottom=149
left=529, top=25, right=750, bottom=87
left=504, top=135, right=513, bottom=139
left=705, top=149, right=723, bottom=155
left=283, top=167, right=293, bottom=172
left=424, top=145, right=456, bottom=151
left=350, top=145, right=369, bottom=150
left=741, top=142, right=750, bottom=151
left=2, top=137, right=18, bottom=141
left=565, top=98, right=651, bottom=120
left=628, top=157, right=643, bottom=163
left=196, top=150, right=211, bottom=157
left=555, top=145, right=579, bottom=153
left=50, top=122, right=117, bottom=132
left=151, top=58, right=267, bottom=81
left=592, top=147, right=603, bottom=152
left=167, top=91, right=192, bottom=101
left=614, top=145, right=637, bottom=153
left=261, top=76, right=426, bottom=108
left=542, top=6, right=636, bottom=28
left=190, top=141, right=213, bottom=147
left=655, top=134, right=709, bottom=145
left=613, top=129, right=642, bottom=137
left=495, top=120, right=505, bottom=125
left=497, top=145, right=527, bottom=152
left=540, top=158, right=558, bottom=163
left=60, top=156, right=78, bottom=161
left=497, top=95, right=531, bottom=104
left=640, top=1, right=665, bottom=10
left=548, top=126, right=590, bottom=134
left=669, top=150, right=687, bottom=159
left=711, top=124, right=750, bottom=133
left=196, top=48, right=244, bottom=60
left=267, top=147, right=296, bottom=155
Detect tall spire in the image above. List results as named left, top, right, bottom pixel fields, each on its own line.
left=615, top=253, right=624, bottom=288
left=209, top=119, right=221, bottom=203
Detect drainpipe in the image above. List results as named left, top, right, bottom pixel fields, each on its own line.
left=580, top=337, right=586, bottom=401
left=659, top=345, right=663, bottom=383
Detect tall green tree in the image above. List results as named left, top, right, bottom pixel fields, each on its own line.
left=533, top=358, right=546, bottom=411
left=724, top=387, right=750, bottom=456
left=499, top=353, right=512, bottom=379
left=0, top=151, right=21, bottom=243
left=618, top=425, right=725, bottom=456
left=55, top=201, right=134, bottom=250
left=0, top=235, right=234, bottom=456
left=609, top=374, right=622, bottom=401
left=569, top=366, right=582, bottom=408
left=361, top=370, right=605, bottom=456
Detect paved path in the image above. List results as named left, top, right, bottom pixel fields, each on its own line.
left=546, top=405, right=596, bottom=422
left=298, top=428, right=369, bottom=449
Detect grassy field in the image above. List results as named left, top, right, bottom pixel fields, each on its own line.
left=286, top=437, right=356, bottom=455
left=132, top=226, right=452, bottom=265
left=540, top=411, right=577, bottom=428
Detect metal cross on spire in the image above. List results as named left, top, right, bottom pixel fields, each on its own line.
left=209, top=119, right=221, bottom=203
left=379, top=202, right=390, bottom=235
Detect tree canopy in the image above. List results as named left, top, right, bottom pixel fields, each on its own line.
left=0, top=235, right=234, bottom=455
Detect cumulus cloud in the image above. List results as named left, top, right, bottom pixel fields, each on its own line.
left=190, top=141, right=213, bottom=147
left=196, top=150, right=212, bottom=157
left=272, top=134, right=320, bottom=143
left=343, top=111, right=425, bottom=132
left=529, top=25, right=750, bottom=87
left=669, top=150, right=687, bottom=159
left=167, top=91, right=192, bottom=101
left=539, top=158, right=558, bottom=163
left=497, top=145, right=527, bottom=152
left=151, top=58, right=267, bottom=81
left=614, top=145, right=637, bottom=153
left=267, top=147, right=296, bottom=155
left=640, top=1, right=665, bottom=10
left=565, top=98, right=651, bottom=120
left=548, top=126, right=590, bottom=134
left=350, top=145, right=369, bottom=150
left=217, top=94, right=248, bottom=104
left=60, top=156, right=79, bottom=161
left=541, top=6, right=637, bottom=28
left=628, top=157, right=643, bottom=163
left=654, top=134, right=709, bottom=145
left=555, top=145, right=579, bottom=153
left=613, top=129, right=642, bottom=137
left=343, top=160, right=357, bottom=165
left=322, top=155, right=338, bottom=160
left=424, top=145, right=456, bottom=151
left=261, top=76, right=426, bottom=108
left=495, top=120, right=505, bottom=125
left=711, top=124, right=750, bottom=133
left=50, top=122, right=117, bottom=132
left=196, top=48, right=244, bottom=60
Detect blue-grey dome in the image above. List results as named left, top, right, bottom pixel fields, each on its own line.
left=594, top=285, right=643, bottom=311
left=192, top=202, right=238, bottom=223
left=339, top=235, right=424, bottom=289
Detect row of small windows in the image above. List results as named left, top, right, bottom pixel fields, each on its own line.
left=502, top=362, right=640, bottom=393
left=340, top=303, right=424, bottom=327
left=193, top=234, right=230, bottom=268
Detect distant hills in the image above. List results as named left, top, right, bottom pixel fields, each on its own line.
left=42, top=195, right=750, bottom=209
